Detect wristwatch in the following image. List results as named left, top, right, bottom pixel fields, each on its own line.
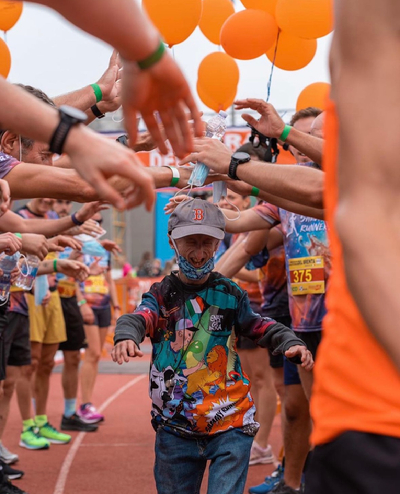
left=49, top=105, right=88, bottom=155
left=227, top=152, right=251, bottom=180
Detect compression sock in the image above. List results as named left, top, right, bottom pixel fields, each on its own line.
left=64, top=398, right=77, bottom=418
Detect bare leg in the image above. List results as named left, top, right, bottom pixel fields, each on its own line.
left=0, top=366, right=21, bottom=439
left=62, top=350, right=81, bottom=400
left=283, top=384, right=311, bottom=490
left=34, top=343, right=58, bottom=416
left=239, top=347, right=277, bottom=449
left=80, top=324, right=101, bottom=404
left=16, top=342, right=41, bottom=421
left=298, top=366, right=314, bottom=402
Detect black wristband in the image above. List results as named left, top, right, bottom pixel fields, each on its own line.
left=91, top=104, right=105, bottom=119
left=49, top=106, right=87, bottom=155
left=71, top=212, right=84, bottom=226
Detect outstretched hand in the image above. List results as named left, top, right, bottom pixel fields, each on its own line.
left=285, top=345, right=314, bottom=371
left=112, top=340, right=144, bottom=364
left=122, top=51, right=203, bottom=159
left=234, top=99, right=285, bottom=140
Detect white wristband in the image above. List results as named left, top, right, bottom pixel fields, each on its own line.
left=163, top=165, right=180, bottom=186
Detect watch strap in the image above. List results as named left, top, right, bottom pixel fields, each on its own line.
left=228, top=158, right=240, bottom=181
left=91, top=104, right=105, bottom=119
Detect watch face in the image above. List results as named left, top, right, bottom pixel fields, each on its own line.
left=232, top=151, right=251, bottom=163
left=59, top=105, right=88, bottom=123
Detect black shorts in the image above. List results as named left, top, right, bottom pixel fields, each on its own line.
left=92, top=306, right=112, bottom=328
left=59, top=296, right=87, bottom=352
left=4, top=312, right=31, bottom=367
left=0, top=306, right=10, bottom=381
left=293, top=330, right=321, bottom=360
left=305, top=431, right=400, bottom=494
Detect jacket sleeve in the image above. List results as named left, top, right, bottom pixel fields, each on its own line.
left=236, top=290, right=306, bottom=356
left=114, top=289, right=160, bottom=347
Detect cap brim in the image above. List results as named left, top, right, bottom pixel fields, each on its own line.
left=170, top=225, right=225, bottom=240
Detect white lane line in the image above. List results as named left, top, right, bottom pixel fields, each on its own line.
left=53, top=374, right=146, bottom=494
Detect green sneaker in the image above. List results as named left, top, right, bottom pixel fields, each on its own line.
left=38, top=422, right=71, bottom=445
left=19, top=426, right=50, bottom=450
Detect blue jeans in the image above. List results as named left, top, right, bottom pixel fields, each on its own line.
left=154, top=427, right=253, bottom=494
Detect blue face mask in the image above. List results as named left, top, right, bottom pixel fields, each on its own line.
left=177, top=255, right=215, bottom=280
left=172, top=238, right=215, bottom=281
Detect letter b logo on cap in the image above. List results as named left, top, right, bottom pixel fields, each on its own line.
left=193, top=208, right=204, bottom=221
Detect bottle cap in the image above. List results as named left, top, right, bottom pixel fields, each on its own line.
left=219, top=111, right=228, bottom=118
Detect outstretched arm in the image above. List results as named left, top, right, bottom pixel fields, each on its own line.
left=332, top=0, right=400, bottom=371
left=179, top=138, right=324, bottom=209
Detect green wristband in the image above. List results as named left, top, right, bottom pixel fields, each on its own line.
left=163, top=165, right=180, bottom=187
left=279, top=125, right=292, bottom=142
left=90, top=83, right=103, bottom=103
left=78, top=299, right=87, bottom=307
left=14, top=233, right=22, bottom=239
left=251, top=187, right=260, bottom=197
left=137, top=40, right=166, bottom=70
left=53, top=259, right=57, bottom=273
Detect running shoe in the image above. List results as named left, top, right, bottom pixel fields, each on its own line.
left=1, top=462, right=24, bottom=481
left=270, top=480, right=304, bottom=494
left=61, top=414, right=99, bottom=432
left=249, top=464, right=284, bottom=494
left=249, top=442, right=274, bottom=466
left=77, top=404, right=104, bottom=424
left=19, top=427, right=50, bottom=450
left=37, top=423, right=71, bottom=445
left=0, top=479, right=28, bottom=494
left=0, top=444, right=18, bottom=465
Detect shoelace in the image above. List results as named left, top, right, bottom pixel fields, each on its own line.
left=40, top=423, right=57, bottom=433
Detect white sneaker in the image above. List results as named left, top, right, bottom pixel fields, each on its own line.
left=0, top=441, right=19, bottom=465
left=249, top=442, right=274, bottom=466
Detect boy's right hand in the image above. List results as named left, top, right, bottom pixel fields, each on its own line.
left=112, top=340, right=143, bottom=364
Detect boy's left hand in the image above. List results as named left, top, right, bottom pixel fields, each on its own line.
left=285, top=345, right=314, bottom=371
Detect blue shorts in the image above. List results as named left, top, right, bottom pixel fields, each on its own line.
left=283, top=357, right=301, bottom=386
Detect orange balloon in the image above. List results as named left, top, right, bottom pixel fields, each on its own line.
left=0, top=1, right=23, bottom=31
left=142, top=0, right=202, bottom=47
left=0, top=38, right=11, bottom=77
left=197, top=52, right=239, bottom=111
left=241, top=0, right=277, bottom=16
left=276, top=0, right=333, bottom=40
left=199, top=0, right=234, bottom=45
left=296, top=82, right=330, bottom=111
left=220, top=9, right=278, bottom=60
left=197, top=82, right=236, bottom=112
left=266, top=31, right=317, bottom=71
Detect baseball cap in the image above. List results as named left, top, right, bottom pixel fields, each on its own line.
left=168, top=198, right=225, bottom=240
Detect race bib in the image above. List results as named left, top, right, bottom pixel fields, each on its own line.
left=84, top=275, right=109, bottom=295
left=288, top=256, right=325, bottom=295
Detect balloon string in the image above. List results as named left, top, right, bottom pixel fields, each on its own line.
left=266, top=30, right=280, bottom=102
left=3, top=31, right=7, bottom=44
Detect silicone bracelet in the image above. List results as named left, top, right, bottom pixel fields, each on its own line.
left=137, top=40, right=166, bottom=70
left=53, top=259, right=57, bottom=273
left=14, top=233, right=22, bottom=239
left=279, top=125, right=292, bottom=142
left=71, top=213, right=84, bottom=226
left=251, top=187, right=260, bottom=197
left=90, top=83, right=103, bottom=103
left=163, top=165, right=180, bottom=187
left=78, top=299, right=87, bottom=306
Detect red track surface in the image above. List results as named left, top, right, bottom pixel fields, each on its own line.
left=5, top=347, right=282, bottom=494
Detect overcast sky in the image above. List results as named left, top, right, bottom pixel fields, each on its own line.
left=6, top=2, right=332, bottom=113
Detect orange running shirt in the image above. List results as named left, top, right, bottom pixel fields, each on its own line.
left=311, top=101, right=400, bottom=445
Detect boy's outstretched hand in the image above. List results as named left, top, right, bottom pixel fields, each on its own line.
left=112, top=340, right=144, bottom=364
left=285, top=345, right=314, bottom=371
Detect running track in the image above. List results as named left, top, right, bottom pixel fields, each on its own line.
left=5, top=342, right=282, bottom=494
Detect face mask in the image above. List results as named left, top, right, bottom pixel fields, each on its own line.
left=171, top=238, right=215, bottom=281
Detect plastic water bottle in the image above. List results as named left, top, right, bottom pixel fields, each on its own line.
left=0, top=252, right=21, bottom=301
left=34, top=275, right=49, bottom=306
left=188, top=111, right=228, bottom=187
left=15, top=254, right=40, bottom=290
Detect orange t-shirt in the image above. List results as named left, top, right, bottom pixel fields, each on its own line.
left=311, top=100, right=400, bottom=445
